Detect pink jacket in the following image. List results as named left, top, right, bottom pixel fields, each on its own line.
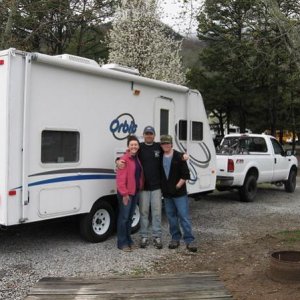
left=116, top=151, right=144, bottom=196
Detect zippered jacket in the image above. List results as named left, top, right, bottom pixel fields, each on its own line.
left=116, top=151, right=144, bottom=196
left=161, top=150, right=190, bottom=198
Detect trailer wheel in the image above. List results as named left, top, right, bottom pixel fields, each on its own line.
left=284, top=169, right=297, bottom=193
left=239, top=174, right=257, bottom=202
left=80, top=201, right=115, bottom=243
left=131, top=204, right=140, bottom=234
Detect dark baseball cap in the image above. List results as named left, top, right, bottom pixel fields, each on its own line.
left=143, top=126, right=155, bottom=135
left=160, top=135, right=173, bottom=144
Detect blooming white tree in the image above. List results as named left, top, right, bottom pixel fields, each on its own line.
left=108, top=0, right=185, bottom=85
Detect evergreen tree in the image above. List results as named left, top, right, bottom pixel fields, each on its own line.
left=188, top=0, right=300, bottom=135
left=108, top=0, right=185, bottom=84
left=0, top=0, right=118, bottom=59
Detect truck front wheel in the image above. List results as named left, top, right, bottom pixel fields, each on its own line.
left=284, top=169, right=297, bottom=193
left=80, top=201, right=115, bottom=243
left=239, top=175, right=257, bottom=202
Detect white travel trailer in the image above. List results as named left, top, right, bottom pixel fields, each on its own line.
left=0, top=48, right=216, bottom=242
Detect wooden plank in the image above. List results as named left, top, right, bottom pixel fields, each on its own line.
left=25, top=272, right=233, bottom=300
left=25, top=293, right=232, bottom=300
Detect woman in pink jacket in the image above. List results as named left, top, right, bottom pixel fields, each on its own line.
left=116, top=135, right=143, bottom=252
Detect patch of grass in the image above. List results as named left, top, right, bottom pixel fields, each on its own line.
left=129, top=267, right=148, bottom=276
left=275, top=230, right=300, bottom=243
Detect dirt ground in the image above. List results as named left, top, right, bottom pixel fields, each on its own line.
left=152, top=176, right=300, bottom=300
left=153, top=233, right=300, bottom=300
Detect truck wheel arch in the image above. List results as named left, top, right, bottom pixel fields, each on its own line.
left=284, top=166, right=297, bottom=193
left=243, top=168, right=259, bottom=184
left=239, top=168, right=259, bottom=202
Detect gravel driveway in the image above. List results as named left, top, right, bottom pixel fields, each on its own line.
left=0, top=178, right=299, bottom=300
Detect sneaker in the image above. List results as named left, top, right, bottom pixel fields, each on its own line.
left=168, top=240, right=180, bottom=249
left=186, top=241, right=198, bottom=252
left=140, top=237, right=148, bottom=249
left=129, top=243, right=139, bottom=250
left=153, top=237, right=163, bottom=249
left=120, top=246, right=132, bottom=252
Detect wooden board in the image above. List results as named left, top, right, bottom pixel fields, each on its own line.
left=25, top=271, right=232, bottom=299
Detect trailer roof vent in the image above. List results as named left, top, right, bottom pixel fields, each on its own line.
left=102, top=63, right=140, bottom=75
left=55, top=54, right=99, bottom=67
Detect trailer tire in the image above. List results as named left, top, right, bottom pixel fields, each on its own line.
left=284, top=169, right=297, bottom=193
left=131, top=204, right=140, bottom=234
left=80, top=201, right=115, bottom=243
left=239, top=174, right=257, bottom=202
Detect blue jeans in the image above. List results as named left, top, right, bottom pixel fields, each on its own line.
left=164, top=195, right=195, bottom=244
left=139, top=189, right=162, bottom=239
left=117, top=193, right=138, bottom=249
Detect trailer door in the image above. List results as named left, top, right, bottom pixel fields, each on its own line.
left=154, top=97, right=175, bottom=137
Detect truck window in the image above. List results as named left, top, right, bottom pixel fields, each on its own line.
left=41, top=130, right=80, bottom=163
left=248, top=137, right=268, bottom=152
left=222, top=136, right=267, bottom=153
left=270, top=138, right=284, bottom=155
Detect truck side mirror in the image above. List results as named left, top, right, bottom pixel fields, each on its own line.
left=285, top=149, right=296, bottom=156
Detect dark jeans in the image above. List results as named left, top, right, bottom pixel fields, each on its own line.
left=117, top=193, right=138, bottom=249
left=164, top=195, right=195, bottom=244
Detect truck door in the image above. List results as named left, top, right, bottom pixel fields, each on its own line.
left=270, top=138, right=290, bottom=181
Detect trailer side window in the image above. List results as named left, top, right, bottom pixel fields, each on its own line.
left=160, top=109, right=169, bottom=135
left=41, top=130, right=80, bottom=163
left=192, top=121, right=203, bottom=141
left=178, top=120, right=203, bottom=141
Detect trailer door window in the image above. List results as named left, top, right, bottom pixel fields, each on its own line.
left=160, top=109, right=169, bottom=135
left=41, top=130, right=80, bottom=163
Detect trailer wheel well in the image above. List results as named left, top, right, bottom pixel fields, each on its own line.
left=93, top=195, right=118, bottom=212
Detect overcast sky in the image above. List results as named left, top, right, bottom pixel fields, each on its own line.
left=159, top=0, right=202, bottom=36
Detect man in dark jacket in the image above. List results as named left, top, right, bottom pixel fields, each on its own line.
left=160, top=134, right=197, bottom=252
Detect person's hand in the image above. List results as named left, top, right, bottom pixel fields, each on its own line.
left=182, top=153, right=189, bottom=161
left=123, top=195, right=129, bottom=206
left=116, top=159, right=126, bottom=169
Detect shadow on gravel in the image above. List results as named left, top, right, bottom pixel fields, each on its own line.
left=204, top=183, right=293, bottom=203
left=0, top=217, right=82, bottom=245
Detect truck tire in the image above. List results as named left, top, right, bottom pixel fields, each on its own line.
left=284, top=169, right=297, bottom=193
left=80, top=201, right=115, bottom=243
left=239, top=175, right=257, bottom=202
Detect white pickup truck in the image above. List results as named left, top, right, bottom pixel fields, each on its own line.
left=216, top=133, right=298, bottom=202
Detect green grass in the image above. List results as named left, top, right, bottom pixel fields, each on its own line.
left=275, top=230, right=300, bottom=243
left=129, top=267, right=148, bottom=276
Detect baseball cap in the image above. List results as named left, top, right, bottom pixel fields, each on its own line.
left=143, top=126, right=155, bottom=135
left=160, top=135, right=173, bottom=144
